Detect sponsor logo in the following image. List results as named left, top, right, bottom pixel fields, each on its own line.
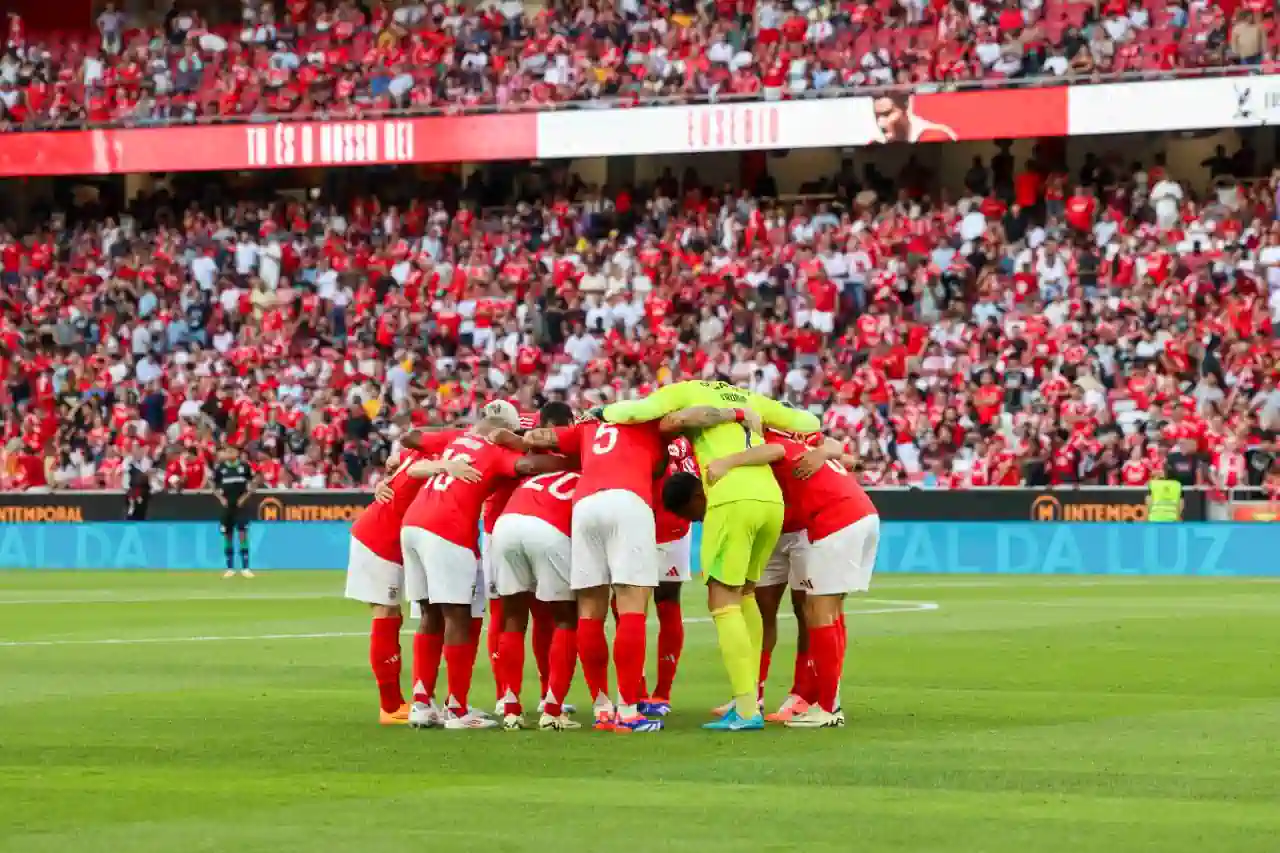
left=257, top=498, right=365, bottom=521
left=1231, top=82, right=1280, bottom=123
left=0, top=505, right=85, bottom=523
left=1030, top=495, right=1147, bottom=522
left=1230, top=502, right=1280, bottom=522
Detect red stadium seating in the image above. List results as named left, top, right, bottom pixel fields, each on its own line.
left=1, top=148, right=1277, bottom=492
left=0, top=0, right=1276, bottom=128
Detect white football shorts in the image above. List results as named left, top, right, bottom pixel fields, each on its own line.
left=570, top=489, right=658, bottom=590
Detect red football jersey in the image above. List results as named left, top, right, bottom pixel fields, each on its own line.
left=552, top=421, right=666, bottom=506
left=502, top=470, right=580, bottom=538
left=766, top=431, right=877, bottom=542
left=654, top=437, right=699, bottom=544
left=482, top=479, right=519, bottom=536
left=402, top=433, right=525, bottom=554
left=351, top=430, right=462, bottom=563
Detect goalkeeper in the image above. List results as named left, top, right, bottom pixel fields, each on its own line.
left=603, top=381, right=821, bottom=731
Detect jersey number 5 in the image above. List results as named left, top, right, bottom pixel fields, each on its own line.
left=591, top=424, right=619, bottom=455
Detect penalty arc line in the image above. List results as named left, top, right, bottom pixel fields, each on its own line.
left=0, top=598, right=940, bottom=648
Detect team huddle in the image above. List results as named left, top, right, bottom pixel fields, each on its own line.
left=344, top=380, right=881, bottom=732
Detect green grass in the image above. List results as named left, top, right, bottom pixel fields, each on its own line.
left=1, top=572, right=1278, bottom=853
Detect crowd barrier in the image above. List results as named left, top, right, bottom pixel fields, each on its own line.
left=0, top=486, right=1209, bottom=524
left=0, top=521, right=1274, bottom=576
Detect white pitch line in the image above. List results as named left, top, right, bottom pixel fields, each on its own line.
left=0, top=598, right=939, bottom=649
left=0, top=591, right=340, bottom=606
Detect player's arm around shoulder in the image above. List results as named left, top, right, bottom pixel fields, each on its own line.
left=603, top=382, right=693, bottom=424
left=514, top=452, right=573, bottom=477
left=793, top=437, right=845, bottom=479
left=706, top=443, right=787, bottom=486
left=750, top=392, right=821, bottom=435
left=658, top=406, right=760, bottom=435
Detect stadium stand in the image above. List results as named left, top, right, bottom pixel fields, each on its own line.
left=0, top=0, right=1277, bottom=129
left=0, top=135, right=1277, bottom=492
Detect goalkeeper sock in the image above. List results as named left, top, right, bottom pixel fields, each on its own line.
left=370, top=616, right=405, bottom=713
left=653, top=599, right=684, bottom=699
left=711, top=604, right=757, bottom=717
left=223, top=538, right=234, bottom=571
left=240, top=541, right=250, bottom=570
left=530, top=599, right=553, bottom=698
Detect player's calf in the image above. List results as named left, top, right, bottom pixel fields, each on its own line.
left=638, top=581, right=682, bottom=716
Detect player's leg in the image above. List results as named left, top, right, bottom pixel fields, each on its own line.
left=790, top=589, right=816, bottom=706
left=753, top=532, right=796, bottom=717
left=700, top=502, right=761, bottom=731
left=345, top=537, right=408, bottom=724
left=531, top=517, right=580, bottom=730
left=401, top=528, right=445, bottom=729
left=498, top=590, right=531, bottom=727
left=753, top=582, right=785, bottom=706
left=740, top=503, right=782, bottom=707
left=607, top=492, right=661, bottom=732
left=642, top=531, right=691, bottom=716
left=220, top=511, right=235, bottom=578
left=570, top=499, right=615, bottom=729
left=237, top=516, right=253, bottom=578
left=418, top=532, right=495, bottom=730
left=481, top=545, right=505, bottom=711
left=530, top=598, right=554, bottom=703
left=787, top=515, right=878, bottom=729
left=492, top=516, right=536, bottom=727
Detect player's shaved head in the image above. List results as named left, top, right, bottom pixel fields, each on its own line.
left=662, top=471, right=706, bottom=521
left=539, top=401, right=574, bottom=427
left=473, top=416, right=506, bottom=436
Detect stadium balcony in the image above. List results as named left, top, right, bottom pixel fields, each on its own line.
left=0, top=0, right=1277, bottom=130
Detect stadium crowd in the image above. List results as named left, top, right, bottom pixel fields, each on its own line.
left=1, top=137, right=1279, bottom=494
left=0, top=0, right=1278, bottom=128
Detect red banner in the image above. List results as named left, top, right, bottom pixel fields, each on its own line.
left=0, top=114, right=538, bottom=177
left=871, top=88, right=1069, bottom=144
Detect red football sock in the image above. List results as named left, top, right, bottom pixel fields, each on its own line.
left=837, top=612, right=847, bottom=657
left=444, top=642, right=476, bottom=713
left=498, top=629, right=526, bottom=716
left=531, top=600, right=553, bottom=697
left=653, top=600, right=684, bottom=699
left=790, top=650, right=814, bottom=702
left=370, top=616, right=404, bottom=713
left=577, top=617, right=610, bottom=706
left=411, top=631, right=443, bottom=704
left=758, top=649, right=772, bottom=704
left=486, top=601, right=503, bottom=699
left=809, top=623, right=842, bottom=713
left=613, top=612, right=646, bottom=708
left=544, top=627, right=577, bottom=717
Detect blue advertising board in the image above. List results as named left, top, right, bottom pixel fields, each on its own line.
left=0, top=521, right=1276, bottom=576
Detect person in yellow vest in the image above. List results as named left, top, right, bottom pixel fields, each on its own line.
left=1146, top=472, right=1183, bottom=522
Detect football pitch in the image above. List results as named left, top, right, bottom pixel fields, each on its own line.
left=1, top=572, right=1278, bottom=853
